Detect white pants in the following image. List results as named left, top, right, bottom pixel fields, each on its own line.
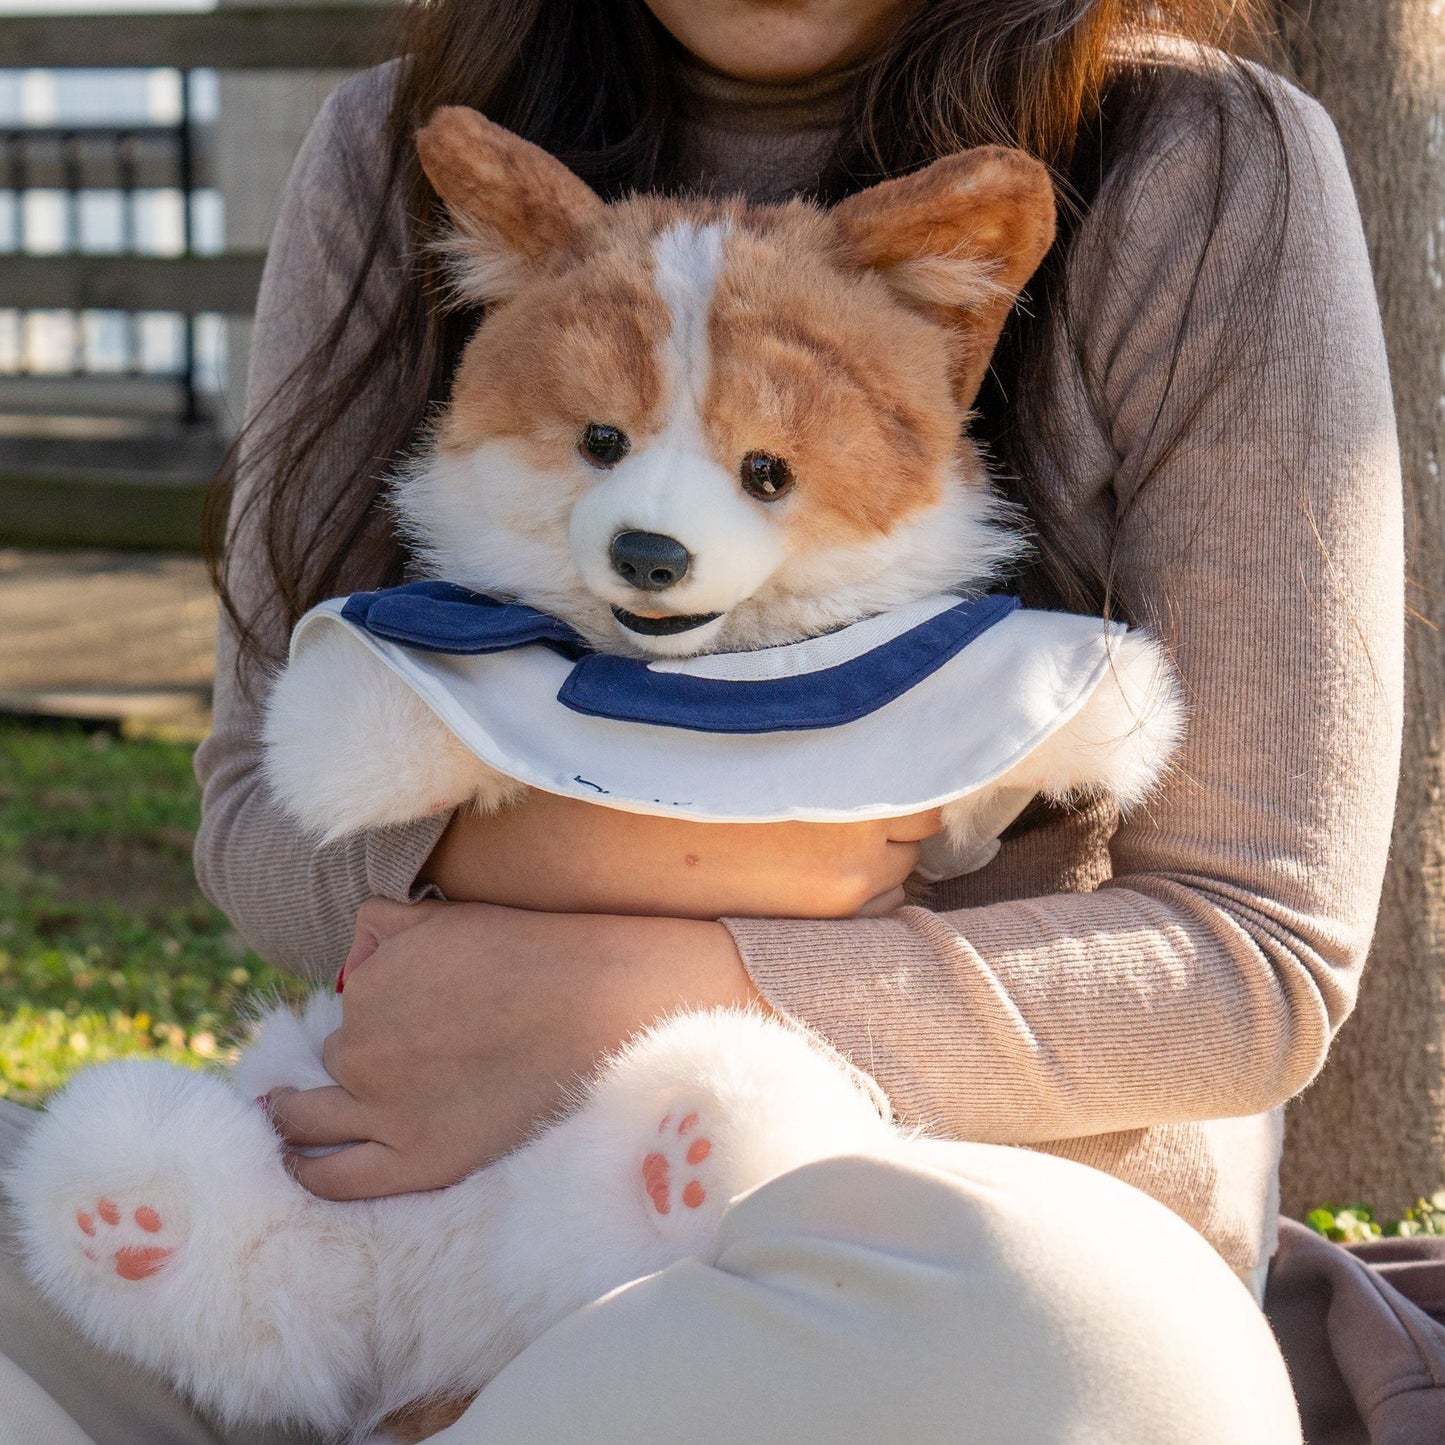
left=0, top=1102, right=1300, bottom=1445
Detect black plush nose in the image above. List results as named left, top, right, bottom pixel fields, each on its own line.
left=610, top=530, right=691, bottom=591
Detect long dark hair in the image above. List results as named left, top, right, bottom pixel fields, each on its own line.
left=207, top=0, right=1294, bottom=681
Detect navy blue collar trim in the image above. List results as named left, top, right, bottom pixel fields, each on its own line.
left=338, top=581, right=1020, bottom=735
left=340, top=581, right=587, bottom=657
left=558, top=593, right=1018, bottom=733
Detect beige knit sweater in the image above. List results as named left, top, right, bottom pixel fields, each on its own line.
left=193, top=56, right=1403, bottom=1271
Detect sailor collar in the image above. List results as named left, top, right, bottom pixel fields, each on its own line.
left=293, top=581, right=1129, bottom=824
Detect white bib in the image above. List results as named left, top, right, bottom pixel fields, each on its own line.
left=291, top=585, right=1128, bottom=826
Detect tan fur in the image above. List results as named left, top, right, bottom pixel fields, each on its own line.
left=439, top=243, right=671, bottom=471
left=704, top=207, right=965, bottom=544
left=414, top=109, right=1054, bottom=560
left=832, top=147, right=1057, bottom=405
left=414, top=141, right=1052, bottom=559
left=416, top=107, right=604, bottom=278
left=380, top=1393, right=474, bottom=1442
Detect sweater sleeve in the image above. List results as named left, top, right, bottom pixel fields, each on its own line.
left=726, top=72, right=1405, bottom=1141
left=193, top=67, right=451, bottom=979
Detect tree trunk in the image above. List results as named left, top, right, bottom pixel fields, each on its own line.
left=1279, top=2, right=1445, bottom=1220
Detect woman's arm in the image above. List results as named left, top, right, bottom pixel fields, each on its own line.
left=422, top=794, right=940, bottom=920
left=725, top=72, right=1403, bottom=1142
left=193, top=67, right=455, bottom=978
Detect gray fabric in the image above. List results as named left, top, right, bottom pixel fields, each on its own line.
left=1266, top=1219, right=1445, bottom=1444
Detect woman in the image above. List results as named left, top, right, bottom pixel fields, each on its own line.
left=0, top=1, right=1398, bottom=1439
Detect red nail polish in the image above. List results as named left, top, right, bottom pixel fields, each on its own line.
left=335, top=967, right=345, bottom=994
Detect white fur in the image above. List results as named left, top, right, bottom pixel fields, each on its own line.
left=720, top=468, right=1025, bottom=651
left=883, top=250, right=1009, bottom=312
left=8, top=1005, right=898, bottom=1438
left=936, top=629, right=1185, bottom=863
left=652, top=220, right=727, bottom=377
left=567, top=447, right=787, bottom=652
left=436, top=225, right=534, bottom=307
left=231, top=990, right=342, bottom=1098
left=5, top=1060, right=377, bottom=1434
left=262, top=626, right=523, bottom=840
left=393, top=441, right=611, bottom=638
left=997, top=629, right=1185, bottom=810
left=431, top=217, right=531, bottom=306
left=394, top=444, right=1022, bottom=667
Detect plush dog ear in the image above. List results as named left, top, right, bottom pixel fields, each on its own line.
left=416, top=106, right=606, bottom=304
left=832, top=147, right=1056, bottom=406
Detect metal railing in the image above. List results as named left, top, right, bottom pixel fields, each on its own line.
left=0, top=99, right=216, bottom=425
left=0, top=7, right=394, bottom=71
left=0, top=7, right=396, bottom=547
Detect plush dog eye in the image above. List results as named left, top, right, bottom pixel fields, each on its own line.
left=740, top=451, right=794, bottom=501
left=579, top=424, right=630, bottom=468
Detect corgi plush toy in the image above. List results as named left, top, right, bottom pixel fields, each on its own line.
left=7, top=110, right=1183, bottom=1442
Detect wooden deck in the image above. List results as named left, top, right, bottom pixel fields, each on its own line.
left=0, top=549, right=216, bottom=728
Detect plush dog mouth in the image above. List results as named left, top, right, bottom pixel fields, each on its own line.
left=610, top=605, right=723, bottom=638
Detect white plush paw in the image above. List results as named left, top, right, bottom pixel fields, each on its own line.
left=491, top=1008, right=899, bottom=1317
left=568, top=1011, right=895, bottom=1255
left=263, top=628, right=511, bottom=840
left=6, top=1059, right=377, bottom=1434
left=640, top=1106, right=720, bottom=1224
left=70, top=1191, right=182, bottom=1284
left=606, top=1013, right=897, bottom=1250
left=1007, top=629, right=1184, bottom=811
left=8, top=1062, right=261, bottom=1304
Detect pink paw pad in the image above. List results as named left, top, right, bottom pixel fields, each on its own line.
left=641, top=1111, right=714, bottom=1217
left=72, top=1196, right=175, bottom=1281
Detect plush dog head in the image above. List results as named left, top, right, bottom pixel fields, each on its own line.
left=395, top=107, right=1055, bottom=659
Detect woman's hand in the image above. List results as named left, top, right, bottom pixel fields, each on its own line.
left=267, top=897, right=762, bottom=1200
left=424, top=790, right=940, bottom=921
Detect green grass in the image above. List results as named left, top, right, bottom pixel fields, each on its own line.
left=0, top=718, right=299, bottom=1104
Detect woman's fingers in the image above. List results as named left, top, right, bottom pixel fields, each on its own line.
left=285, top=1140, right=419, bottom=1202
left=340, top=896, right=449, bottom=987
left=269, top=1085, right=468, bottom=1199
left=267, top=1084, right=374, bottom=1148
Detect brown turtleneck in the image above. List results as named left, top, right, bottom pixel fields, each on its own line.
left=672, top=56, right=853, bottom=199
left=193, top=56, right=1402, bottom=1272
